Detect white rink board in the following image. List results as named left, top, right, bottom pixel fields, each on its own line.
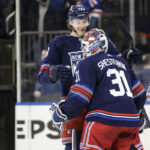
left=15, top=102, right=150, bottom=150
left=15, top=102, right=65, bottom=150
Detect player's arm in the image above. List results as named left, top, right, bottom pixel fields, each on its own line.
left=130, top=71, right=146, bottom=111
left=130, top=70, right=148, bottom=133
left=62, top=59, right=96, bottom=119
left=38, top=38, right=72, bottom=84
left=51, top=59, right=96, bottom=124
left=106, top=34, right=142, bottom=65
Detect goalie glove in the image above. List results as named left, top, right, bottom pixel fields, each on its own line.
left=50, top=100, right=67, bottom=130
left=49, top=65, right=72, bottom=82
left=123, top=48, right=142, bottom=65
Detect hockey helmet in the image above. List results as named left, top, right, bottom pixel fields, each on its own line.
left=68, top=5, right=89, bottom=20
left=81, top=28, right=108, bottom=57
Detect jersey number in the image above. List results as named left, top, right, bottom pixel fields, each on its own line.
left=107, top=69, right=132, bottom=97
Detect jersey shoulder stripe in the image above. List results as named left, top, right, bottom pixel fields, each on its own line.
left=69, top=83, right=94, bottom=103
left=132, top=80, right=145, bottom=98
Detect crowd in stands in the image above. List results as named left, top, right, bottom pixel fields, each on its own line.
left=21, top=0, right=75, bottom=31
left=19, top=0, right=150, bottom=102
left=33, top=49, right=61, bottom=102
left=136, top=54, right=150, bottom=101
left=1, top=0, right=150, bottom=102
left=0, top=1, right=150, bottom=150
left=20, top=0, right=121, bottom=32
left=20, top=0, right=108, bottom=32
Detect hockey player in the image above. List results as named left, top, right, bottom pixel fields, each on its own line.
left=51, top=29, right=146, bottom=150
left=38, top=5, right=142, bottom=150
left=38, top=5, right=90, bottom=150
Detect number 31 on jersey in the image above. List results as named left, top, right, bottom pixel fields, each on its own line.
left=107, top=69, right=133, bottom=97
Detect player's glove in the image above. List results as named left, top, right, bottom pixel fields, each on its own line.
left=122, top=48, right=142, bottom=65
left=139, top=109, right=147, bottom=134
left=49, top=65, right=72, bottom=82
left=50, top=100, right=67, bottom=130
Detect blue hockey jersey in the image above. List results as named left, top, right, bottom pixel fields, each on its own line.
left=38, top=34, right=122, bottom=97
left=62, top=53, right=146, bottom=127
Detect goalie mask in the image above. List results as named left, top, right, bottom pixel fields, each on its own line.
left=81, top=28, right=108, bottom=58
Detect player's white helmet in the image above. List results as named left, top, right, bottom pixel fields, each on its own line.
left=81, top=28, right=108, bottom=58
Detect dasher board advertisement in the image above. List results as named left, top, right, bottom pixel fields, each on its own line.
left=15, top=102, right=150, bottom=150
left=15, top=102, right=65, bottom=150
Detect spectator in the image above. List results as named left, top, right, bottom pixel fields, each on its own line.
left=37, top=0, right=50, bottom=33
left=33, top=0, right=50, bottom=72
left=45, top=0, right=75, bottom=30
left=80, top=0, right=103, bottom=30
left=21, top=0, right=38, bottom=31
left=136, top=53, right=150, bottom=101
left=136, top=53, right=150, bottom=90
left=34, top=79, right=61, bottom=101
left=34, top=49, right=61, bottom=101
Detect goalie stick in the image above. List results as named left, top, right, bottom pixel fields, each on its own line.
left=72, top=129, right=82, bottom=150
left=141, top=82, right=150, bottom=130
left=118, top=19, right=150, bottom=130
left=117, top=19, right=135, bottom=49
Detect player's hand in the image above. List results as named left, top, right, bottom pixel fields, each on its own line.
left=49, top=65, right=72, bottom=82
left=50, top=100, right=67, bottom=130
left=123, top=48, right=142, bottom=65
left=33, top=90, right=41, bottom=98
left=50, top=103, right=63, bottom=130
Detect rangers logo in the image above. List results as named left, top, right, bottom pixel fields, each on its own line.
left=68, top=51, right=84, bottom=76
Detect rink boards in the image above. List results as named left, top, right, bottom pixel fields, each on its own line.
left=15, top=102, right=150, bottom=150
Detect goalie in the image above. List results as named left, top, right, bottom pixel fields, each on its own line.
left=51, top=29, right=146, bottom=150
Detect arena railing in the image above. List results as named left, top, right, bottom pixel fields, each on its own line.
left=21, top=30, right=70, bottom=101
